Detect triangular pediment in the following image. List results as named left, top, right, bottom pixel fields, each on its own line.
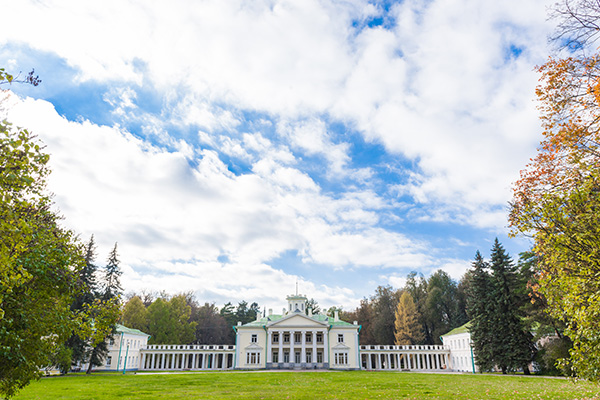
left=332, top=342, right=350, bottom=350
left=245, top=342, right=263, bottom=350
left=267, top=313, right=328, bottom=328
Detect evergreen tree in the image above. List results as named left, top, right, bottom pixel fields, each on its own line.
left=394, top=291, right=424, bottom=345
left=371, top=286, right=399, bottom=345
left=103, top=243, right=123, bottom=300
left=488, top=239, right=536, bottom=374
left=65, top=235, right=99, bottom=369
left=466, top=250, right=496, bottom=372
left=468, top=241, right=537, bottom=374
left=86, top=243, right=122, bottom=374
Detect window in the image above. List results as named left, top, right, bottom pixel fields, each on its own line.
left=106, top=356, right=112, bottom=367
left=273, top=351, right=279, bottom=363
left=334, top=352, right=348, bottom=365
left=295, top=352, right=301, bottom=363
left=283, top=333, right=290, bottom=343
left=337, top=334, right=344, bottom=343
left=306, top=333, right=312, bottom=343
left=316, top=332, right=323, bottom=343
left=273, top=333, right=279, bottom=343
left=251, top=334, right=257, bottom=343
left=283, top=351, right=290, bottom=363
left=109, top=338, right=115, bottom=346
left=294, top=332, right=301, bottom=344
left=317, top=351, right=323, bottom=363
left=246, top=352, right=260, bottom=365
left=306, top=351, right=312, bottom=363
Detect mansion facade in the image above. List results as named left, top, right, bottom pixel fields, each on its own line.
left=95, top=292, right=473, bottom=373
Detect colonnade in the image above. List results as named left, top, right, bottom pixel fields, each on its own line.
left=265, top=329, right=329, bottom=368
left=140, top=344, right=235, bottom=371
left=360, top=345, right=450, bottom=371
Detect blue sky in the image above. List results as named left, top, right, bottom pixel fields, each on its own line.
left=1, top=0, right=554, bottom=310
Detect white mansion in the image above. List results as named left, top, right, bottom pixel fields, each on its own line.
left=94, top=292, right=472, bottom=373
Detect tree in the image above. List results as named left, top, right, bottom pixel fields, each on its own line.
left=103, top=243, right=122, bottom=300
left=0, top=75, right=86, bottom=397
left=147, top=295, right=197, bottom=345
left=121, top=296, right=148, bottom=332
left=466, top=251, right=495, bottom=372
left=405, top=272, right=431, bottom=344
left=192, top=303, right=230, bottom=344
left=370, top=286, right=399, bottom=345
left=467, top=242, right=536, bottom=374
left=0, top=203, right=83, bottom=398
left=488, top=239, right=536, bottom=374
left=305, top=298, right=321, bottom=315
left=65, top=235, right=100, bottom=369
left=394, top=291, right=424, bottom=345
left=85, top=244, right=122, bottom=374
left=509, top=1, right=600, bottom=379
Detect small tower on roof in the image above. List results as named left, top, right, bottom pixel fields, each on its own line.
left=286, top=280, right=307, bottom=313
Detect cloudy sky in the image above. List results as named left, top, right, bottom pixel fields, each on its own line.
left=1, top=0, right=555, bottom=310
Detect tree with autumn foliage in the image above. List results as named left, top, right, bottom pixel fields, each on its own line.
left=510, top=0, right=600, bottom=381
left=394, top=291, right=424, bottom=345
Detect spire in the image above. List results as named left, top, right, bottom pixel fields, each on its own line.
left=296, top=279, right=298, bottom=296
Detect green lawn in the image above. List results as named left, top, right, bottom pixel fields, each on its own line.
left=13, top=371, right=600, bottom=400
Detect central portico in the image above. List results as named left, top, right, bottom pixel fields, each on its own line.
left=234, top=292, right=361, bottom=370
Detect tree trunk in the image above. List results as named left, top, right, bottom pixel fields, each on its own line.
left=86, top=346, right=97, bottom=374
left=523, top=364, right=531, bottom=375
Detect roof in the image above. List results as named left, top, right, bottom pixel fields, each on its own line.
left=240, top=312, right=356, bottom=328
left=116, top=324, right=150, bottom=337
left=441, top=321, right=471, bottom=337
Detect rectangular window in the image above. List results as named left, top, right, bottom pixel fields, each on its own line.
left=109, top=338, right=115, bottom=346
left=338, top=334, right=344, bottom=343
left=334, top=352, right=348, bottom=365
left=283, top=351, right=290, bottom=363
left=283, top=333, right=290, bottom=343
left=273, top=333, right=279, bottom=343
left=306, top=333, right=312, bottom=343
left=306, top=352, right=312, bottom=363
left=273, top=351, right=279, bottom=363
left=295, top=352, right=301, bottom=364
left=251, top=334, right=257, bottom=343
left=106, top=356, right=112, bottom=367
left=246, top=352, right=260, bottom=364
left=317, top=351, right=323, bottom=363
left=294, top=332, right=301, bottom=344
left=316, top=333, right=323, bottom=343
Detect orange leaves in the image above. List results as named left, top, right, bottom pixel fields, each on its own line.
left=510, top=55, right=600, bottom=236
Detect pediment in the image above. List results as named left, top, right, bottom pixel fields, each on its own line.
left=332, top=342, right=351, bottom=350
left=244, top=342, right=263, bottom=350
left=267, top=313, right=328, bottom=328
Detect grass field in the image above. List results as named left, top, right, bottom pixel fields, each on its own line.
left=12, top=371, right=600, bottom=400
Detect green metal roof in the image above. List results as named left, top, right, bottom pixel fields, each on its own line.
left=116, top=324, right=150, bottom=336
left=240, top=312, right=355, bottom=328
left=441, top=321, right=471, bottom=337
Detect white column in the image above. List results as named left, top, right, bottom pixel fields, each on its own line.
left=267, top=331, right=273, bottom=363
left=323, top=330, right=329, bottom=364
left=290, top=330, right=295, bottom=364
left=278, top=331, right=283, bottom=364
left=312, top=331, right=317, bottom=365
left=151, top=353, right=155, bottom=370
left=407, top=354, right=412, bottom=370
left=386, top=354, right=391, bottom=369
left=367, top=353, right=372, bottom=369
left=192, top=354, right=197, bottom=370
left=426, top=353, right=431, bottom=370
left=301, top=331, right=307, bottom=363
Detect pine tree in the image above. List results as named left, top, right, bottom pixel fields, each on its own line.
left=86, top=243, right=122, bottom=374
left=103, top=243, right=123, bottom=300
left=65, top=235, right=100, bottom=369
left=466, top=250, right=495, bottom=372
left=394, top=291, right=424, bottom=345
left=488, top=239, right=536, bottom=374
